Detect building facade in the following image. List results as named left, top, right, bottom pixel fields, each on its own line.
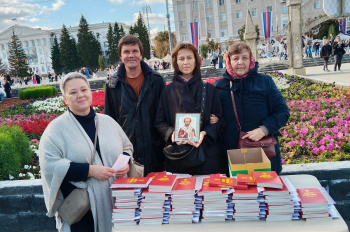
left=0, top=22, right=129, bottom=75
left=172, top=0, right=343, bottom=47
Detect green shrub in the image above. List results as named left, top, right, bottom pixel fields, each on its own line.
left=0, top=125, right=32, bottom=180
left=18, top=86, right=58, bottom=100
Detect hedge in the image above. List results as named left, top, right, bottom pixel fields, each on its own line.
left=18, top=86, right=58, bottom=100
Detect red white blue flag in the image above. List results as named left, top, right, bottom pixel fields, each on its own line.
left=190, top=22, right=199, bottom=51
left=339, top=18, right=347, bottom=34
left=261, top=12, right=272, bottom=39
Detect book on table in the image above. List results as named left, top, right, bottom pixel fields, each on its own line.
left=111, top=177, right=152, bottom=188
left=252, top=171, right=283, bottom=189
left=148, top=174, right=177, bottom=192
left=208, top=175, right=248, bottom=189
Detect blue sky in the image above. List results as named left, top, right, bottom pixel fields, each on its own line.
left=0, top=0, right=175, bottom=37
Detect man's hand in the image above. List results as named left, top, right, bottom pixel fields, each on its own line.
left=241, top=128, right=266, bottom=142
left=210, top=114, right=218, bottom=124
left=187, top=131, right=206, bottom=148
left=88, top=165, right=115, bottom=181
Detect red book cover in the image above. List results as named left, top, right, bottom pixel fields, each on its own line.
left=296, top=188, right=328, bottom=207
left=111, top=177, right=152, bottom=188
left=149, top=174, right=177, bottom=187
left=263, top=177, right=290, bottom=195
left=172, top=177, right=196, bottom=192
left=237, top=174, right=256, bottom=185
left=198, top=178, right=222, bottom=193
left=209, top=176, right=247, bottom=189
left=252, top=171, right=283, bottom=189
left=146, top=172, right=167, bottom=179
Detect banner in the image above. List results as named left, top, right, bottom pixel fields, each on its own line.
left=339, top=18, right=347, bottom=34
left=261, top=12, right=272, bottom=39
left=190, top=22, right=199, bottom=51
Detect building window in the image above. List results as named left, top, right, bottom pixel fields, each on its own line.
left=31, top=40, right=35, bottom=46
left=251, top=8, right=257, bottom=17
left=314, top=0, right=320, bottom=9
left=181, top=34, right=187, bottom=41
left=43, top=38, right=47, bottom=46
left=219, top=0, right=224, bottom=6
left=205, top=0, right=211, bottom=8
left=37, top=39, right=41, bottom=46
left=236, top=10, right=242, bottom=19
left=24, top=41, right=28, bottom=47
left=207, top=30, right=213, bottom=39
left=237, top=26, right=242, bottom=35
left=39, top=48, right=42, bottom=54
left=267, top=6, right=272, bottom=12
left=194, top=16, right=199, bottom=22
left=178, top=3, right=184, bottom=12
left=220, top=13, right=226, bottom=22
left=180, top=19, right=186, bottom=27
left=193, top=1, right=198, bottom=10
left=282, top=20, right=288, bottom=28
left=221, top=29, right=227, bottom=37
left=206, top=15, right=212, bottom=23
left=236, top=0, right=241, bottom=3
left=282, top=5, right=288, bottom=13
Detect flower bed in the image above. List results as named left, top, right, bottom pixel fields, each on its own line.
left=1, top=73, right=350, bottom=180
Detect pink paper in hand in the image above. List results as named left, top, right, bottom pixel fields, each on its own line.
left=112, top=154, right=130, bottom=172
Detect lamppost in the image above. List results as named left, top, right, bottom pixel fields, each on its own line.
left=142, top=5, right=152, bottom=56
left=165, top=0, right=173, bottom=53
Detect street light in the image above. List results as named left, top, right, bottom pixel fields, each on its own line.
left=165, top=0, right=173, bottom=53
left=142, top=5, right=152, bottom=57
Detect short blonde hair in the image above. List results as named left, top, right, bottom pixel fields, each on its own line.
left=60, top=72, right=90, bottom=95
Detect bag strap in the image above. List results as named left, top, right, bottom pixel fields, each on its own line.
left=200, top=81, right=207, bottom=129
left=229, top=81, right=241, bottom=131
left=90, top=116, right=99, bottom=165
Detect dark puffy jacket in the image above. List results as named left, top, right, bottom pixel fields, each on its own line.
left=320, top=44, right=332, bottom=58
left=104, top=61, right=166, bottom=176
left=214, top=63, right=290, bottom=174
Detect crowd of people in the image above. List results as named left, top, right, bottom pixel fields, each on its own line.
left=38, top=35, right=290, bottom=231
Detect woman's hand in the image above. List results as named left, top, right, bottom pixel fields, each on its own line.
left=210, top=114, right=218, bottom=124
left=172, top=131, right=188, bottom=145
left=88, top=165, right=115, bottom=181
left=115, top=164, right=129, bottom=178
left=241, top=128, right=265, bottom=142
left=187, top=131, right=206, bottom=148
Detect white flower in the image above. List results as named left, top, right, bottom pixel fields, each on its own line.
left=24, top=165, right=29, bottom=169
left=272, top=76, right=290, bottom=90
left=19, top=173, right=24, bottom=177
left=9, top=175, right=14, bottom=180
left=32, top=96, right=66, bottom=113
left=27, top=172, right=35, bottom=180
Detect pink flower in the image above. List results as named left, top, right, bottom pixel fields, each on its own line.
left=327, top=143, right=334, bottom=151
left=288, top=133, right=293, bottom=138
left=319, top=145, right=326, bottom=152
left=312, top=147, right=319, bottom=154
left=301, top=127, right=308, bottom=135
left=336, top=132, right=344, bottom=139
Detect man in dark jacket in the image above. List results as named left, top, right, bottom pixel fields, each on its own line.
left=105, top=35, right=166, bottom=176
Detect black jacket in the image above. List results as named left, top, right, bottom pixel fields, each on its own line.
left=320, top=44, right=332, bottom=58
left=214, top=63, right=290, bottom=174
left=104, top=61, right=166, bottom=176
left=4, top=82, right=11, bottom=98
left=333, top=42, right=346, bottom=55
left=154, top=71, right=226, bottom=175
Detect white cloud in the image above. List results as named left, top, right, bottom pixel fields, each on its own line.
left=29, top=17, right=39, bottom=22
left=107, top=0, right=125, bottom=4
left=32, top=25, right=54, bottom=30
left=132, top=12, right=167, bottom=25
left=134, top=0, right=167, bottom=4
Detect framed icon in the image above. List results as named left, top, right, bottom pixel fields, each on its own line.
left=174, top=113, right=201, bottom=142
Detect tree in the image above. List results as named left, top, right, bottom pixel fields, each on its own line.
left=206, top=33, right=218, bottom=52
left=200, top=44, right=209, bottom=59
left=318, top=19, right=339, bottom=39
left=153, top=31, right=177, bottom=58
left=60, top=25, right=80, bottom=72
left=239, top=24, right=260, bottom=41
left=8, top=31, right=29, bottom=78
left=98, top=55, right=106, bottom=71
left=130, top=13, right=151, bottom=59
left=77, top=15, right=102, bottom=69
left=120, top=25, right=126, bottom=37
left=51, top=36, right=62, bottom=73
left=106, top=23, right=116, bottom=65
left=0, top=58, right=8, bottom=74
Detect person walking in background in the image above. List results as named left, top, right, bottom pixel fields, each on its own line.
left=84, top=67, right=90, bottom=79
left=333, top=36, right=346, bottom=71
left=320, top=39, right=332, bottom=72
left=218, top=46, right=223, bottom=69
left=345, top=39, right=350, bottom=53
left=212, top=49, right=218, bottom=69
left=266, top=41, right=273, bottom=61
left=4, top=79, right=11, bottom=98
left=313, top=39, right=320, bottom=57
left=307, top=39, right=313, bottom=58
left=278, top=41, right=286, bottom=60
left=104, top=35, right=166, bottom=177
left=0, top=84, right=6, bottom=102
left=329, top=33, right=335, bottom=46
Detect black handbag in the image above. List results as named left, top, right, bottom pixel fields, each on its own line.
left=163, top=81, right=208, bottom=173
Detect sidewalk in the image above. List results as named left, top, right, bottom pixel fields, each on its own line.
left=279, top=62, right=350, bottom=87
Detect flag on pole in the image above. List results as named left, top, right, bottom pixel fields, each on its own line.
left=261, top=12, right=272, bottom=39
left=339, top=18, right=347, bottom=34
left=11, top=18, right=17, bottom=21
left=190, top=22, right=199, bottom=51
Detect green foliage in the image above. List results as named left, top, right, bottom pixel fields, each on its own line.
left=0, top=58, right=8, bottom=74
left=318, top=19, right=339, bottom=39
left=200, top=44, right=209, bottom=59
left=51, top=36, right=63, bottom=73
left=98, top=55, right=106, bottom=70
left=239, top=24, right=260, bottom=41
left=328, top=24, right=338, bottom=38
left=153, top=31, right=177, bottom=58
left=77, top=15, right=102, bottom=69
left=130, top=13, right=151, bottom=59
left=206, top=33, right=218, bottom=51
left=18, top=86, right=58, bottom=100
left=107, top=23, right=117, bottom=65
left=60, top=25, right=80, bottom=71
left=0, top=124, right=31, bottom=180
left=8, top=30, right=30, bottom=77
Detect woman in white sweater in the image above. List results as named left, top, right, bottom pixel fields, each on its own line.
left=39, top=72, right=133, bottom=232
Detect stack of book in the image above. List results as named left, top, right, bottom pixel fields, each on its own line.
left=296, top=187, right=332, bottom=221
left=139, top=173, right=177, bottom=225
left=111, top=188, right=142, bottom=226
left=198, top=177, right=230, bottom=222
left=232, top=186, right=260, bottom=221
left=280, top=176, right=301, bottom=220
left=169, top=177, right=197, bottom=224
